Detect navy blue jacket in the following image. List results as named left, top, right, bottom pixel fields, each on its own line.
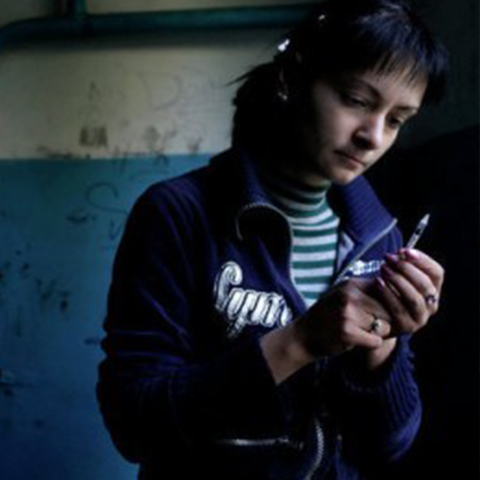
left=97, top=149, right=422, bottom=479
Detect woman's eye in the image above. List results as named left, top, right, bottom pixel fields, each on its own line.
left=342, top=93, right=369, bottom=109
left=387, top=116, right=405, bottom=130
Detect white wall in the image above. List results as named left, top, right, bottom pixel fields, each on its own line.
left=0, top=0, right=477, bottom=160
left=0, top=31, right=280, bottom=159
left=89, top=0, right=314, bottom=13
left=0, top=1, right=313, bottom=160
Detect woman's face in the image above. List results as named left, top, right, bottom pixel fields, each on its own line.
left=291, top=69, right=427, bottom=185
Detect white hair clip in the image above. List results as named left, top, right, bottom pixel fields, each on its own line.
left=318, top=13, right=327, bottom=24
left=277, top=38, right=291, bottom=53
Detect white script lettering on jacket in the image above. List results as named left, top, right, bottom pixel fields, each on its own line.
left=214, top=262, right=293, bottom=339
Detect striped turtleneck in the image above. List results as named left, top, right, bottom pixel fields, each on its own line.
left=258, top=167, right=340, bottom=308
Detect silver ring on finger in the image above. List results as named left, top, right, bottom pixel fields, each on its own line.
left=369, top=314, right=383, bottom=334
left=425, top=293, right=438, bottom=306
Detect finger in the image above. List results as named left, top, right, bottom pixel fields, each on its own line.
left=380, top=264, right=430, bottom=328
left=399, top=249, right=445, bottom=292
left=374, top=277, right=417, bottom=334
left=349, top=288, right=393, bottom=338
left=350, top=281, right=393, bottom=321
left=384, top=254, right=440, bottom=313
left=342, top=323, right=384, bottom=350
left=365, top=314, right=392, bottom=338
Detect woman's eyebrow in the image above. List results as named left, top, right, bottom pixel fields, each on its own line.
left=345, top=76, right=422, bottom=112
left=396, top=105, right=419, bottom=115
left=346, top=77, right=381, bottom=99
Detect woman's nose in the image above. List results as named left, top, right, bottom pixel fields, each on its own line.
left=353, top=115, right=385, bottom=151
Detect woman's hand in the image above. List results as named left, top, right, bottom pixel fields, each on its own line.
left=375, top=248, right=444, bottom=336
left=294, top=278, right=393, bottom=358
left=364, top=248, right=444, bottom=369
left=261, top=250, right=444, bottom=384
left=261, top=278, right=393, bottom=384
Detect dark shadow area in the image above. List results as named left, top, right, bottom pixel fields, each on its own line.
left=367, top=126, right=480, bottom=479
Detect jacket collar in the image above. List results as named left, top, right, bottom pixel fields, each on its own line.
left=209, top=148, right=396, bottom=244
left=209, top=148, right=285, bottom=240
left=329, top=175, right=396, bottom=246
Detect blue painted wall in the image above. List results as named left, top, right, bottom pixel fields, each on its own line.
left=0, top=154, right=209, bottom=479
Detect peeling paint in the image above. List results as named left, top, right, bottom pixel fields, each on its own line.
left=79, top=125, right=109, bottom=148
left=187, top=136, right=203, bottom=154
left=66, top=207, right=95, bottom=225
left=36, top=146, right=76, bottom=159
left=84, top=336, right=102, bottom=347
left=0, top=261, right=12, bottom=284
left=0, top=368, right=29, bottom=391
left=33, top=419, right=46, bottom=430
left=14, top=319, right=23, bottom=339
left=20, top=263, right=31, bottom=279
left=35, top=278, right=57, bottom=307
left=143, top=125, right=161, bottom=152
left=59, top=291, right=71, bottom=314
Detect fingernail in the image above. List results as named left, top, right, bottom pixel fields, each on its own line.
left=381, top=264, right=395, bottom=277
left=385, top=253, right=399, bottom=264
left=401, top=248, right=420, bottom=261
left=376, top=276, right=387, bottom=288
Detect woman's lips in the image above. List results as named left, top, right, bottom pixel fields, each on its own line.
left=336, top=150, right=368, bottom=167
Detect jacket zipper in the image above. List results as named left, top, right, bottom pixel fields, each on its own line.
left=236, top=202, right=326, bottom=467
left=279, top=210, right=328, bottom=479
left=237, top=202, right=307, bottom=307
left=301, top=218, right=399, bottom=479
left=304, top=418, right=325, bottom=480
left=332, top=218, right=398, bottom=285
left=236, top=202, right=277, bottom=240
left=215, top=436, right=303, bottom=449
left=234, top=205, right=397, bottom=477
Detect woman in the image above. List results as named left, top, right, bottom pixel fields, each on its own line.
left=97, top=1, right=448, bottom=478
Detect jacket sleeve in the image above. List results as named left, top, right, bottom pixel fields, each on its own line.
left=327, top=335, right=422, bottom=467
left=96, top=185, right=290, bottom=464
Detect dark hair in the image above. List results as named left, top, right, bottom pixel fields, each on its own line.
left=232, top=0, right=449, bottom=151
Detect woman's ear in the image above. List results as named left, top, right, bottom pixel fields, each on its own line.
left=277, top=68, right=290, bottom=103
left=277, top=51, right=306, bottom=105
